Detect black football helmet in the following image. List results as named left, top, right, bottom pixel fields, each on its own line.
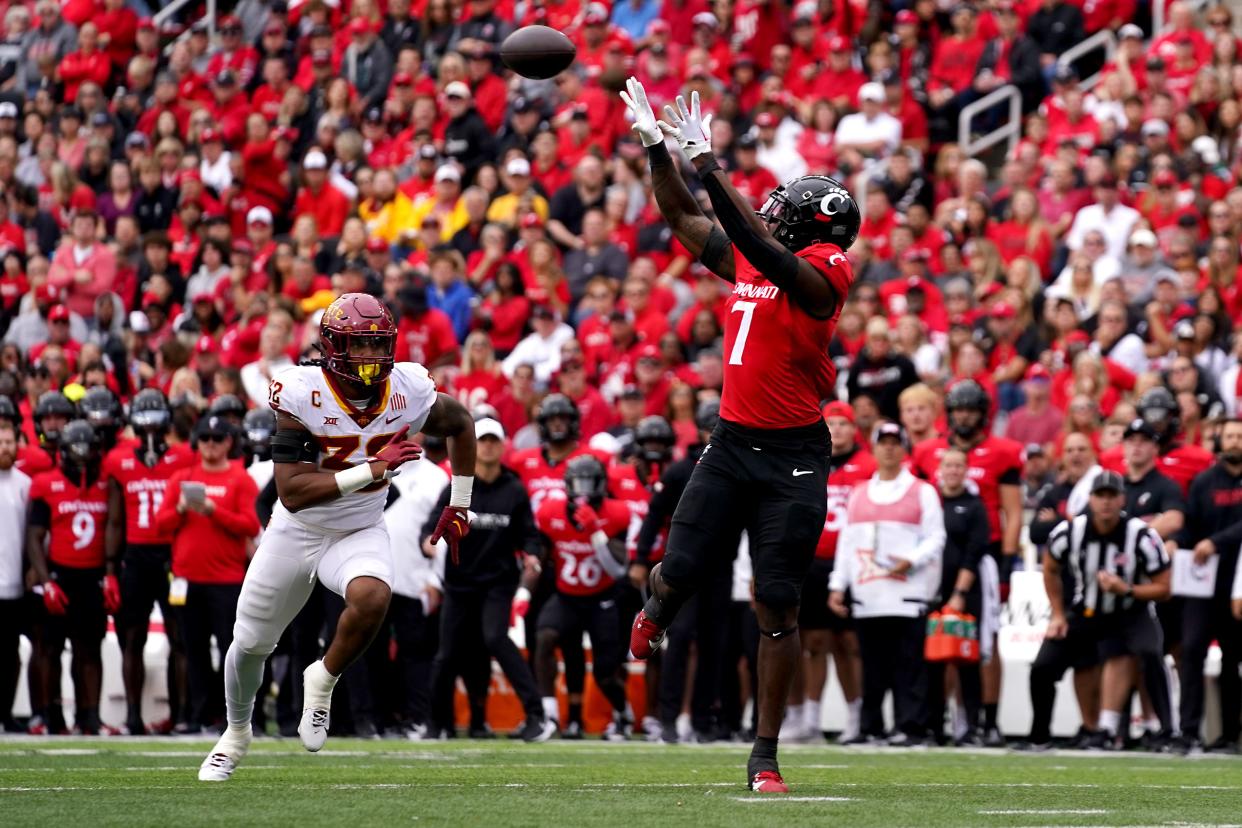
left=130, top=388, right=172, bottom=466
left=79, top=387, right=123, bottom=452
left=695, top=398, right=720, bottom=434
left=537, top=393, right=580, bottom=444
left=59, top=418, right=102, bottom=483
left=243, top=407, right=277, bottom=462
left=564, top=454, right=608, bottom=504
left=945, top=379, right=990, bottom=439
left=1137, top=386, right=1179, bottom=446
left=633, top=415, right=675, bottom=465
left=208, top=394, right=248, bottom=424
left=0, top=394, right=20, bottom=428
left=34, top=390, right=75, bottom=450
left=757, top=175, right=860, bottom=252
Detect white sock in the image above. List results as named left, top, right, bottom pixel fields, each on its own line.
left=1144, top=716, right=1161, bottom=732
left=847, top=698, right=862, bottom=733
left=224, top=644, right=267, bottom=731
left=304, top=659, right=339, bottom=706
left=804, top=701, right=822, bottom=732
left=542, top=696, right=559, bottom=722
left=785, top=703, right=803, bottom=724
left=1098, top=709, right=1121, bottom=736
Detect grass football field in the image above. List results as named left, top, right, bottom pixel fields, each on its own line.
left=2, top=737, right=1242, bottom=827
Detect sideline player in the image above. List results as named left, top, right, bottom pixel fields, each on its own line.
left=199, top=293, right=476, bottom=781
left=26, top=420, right=118, bottom=734
left=911, top=380, right=1023, bottom=745
left=622, top=80, right=857, bottom=790
left=103, top=389, right=192, bottom=735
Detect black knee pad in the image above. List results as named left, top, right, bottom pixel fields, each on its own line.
left=754, top=581, right=801, bottom=612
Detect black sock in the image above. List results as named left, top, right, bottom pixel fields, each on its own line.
left=568, top=701, right=582, bottom=725
left=642, top=594, right=674, bottom=628
left=127, top=702, right=142, bottom=723
left=983, top=703, right=998, bottom=730
left=747, top=735, right=779, bottom=779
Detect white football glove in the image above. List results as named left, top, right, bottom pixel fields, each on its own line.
left=658, top=92, right=713, bottom=159
left=619, top=76, right=664, bottom=148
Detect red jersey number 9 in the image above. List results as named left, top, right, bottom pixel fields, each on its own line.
left=72, top=512, right=96, bottom=550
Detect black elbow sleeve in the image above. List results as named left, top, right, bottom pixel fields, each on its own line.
left=271, top=429, right=319, bottom=464
left=701, top=172, right=801, bottom=289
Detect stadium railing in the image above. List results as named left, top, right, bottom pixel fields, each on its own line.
left=958, top=84, right=1021, bottom=160
left=1057, top=30, right=1117, bottom=91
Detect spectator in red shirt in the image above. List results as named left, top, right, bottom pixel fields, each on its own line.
left=205, top=16, right=260, bottom=87
left=988, top=187, right=1053, bottom=275
left=927, top=4, right=987, bottom=143
left=207, top=70, right=252, bottom=147
left=59, top=23, right=111, bottom=104
left=395, top=283, right=461, bottom=369
left=812, top=36, right=867, bottom=109
left=96, top=0, right=138, bottom=69
left=293, top=150, right=351, bottom=237
left=455, top=331, right=509, bottom=410
left=155, top=415, right=259, bottom=732
left=48, top=208, right=118, bottom=321
left=1149, top=1, right=1212, bottom=67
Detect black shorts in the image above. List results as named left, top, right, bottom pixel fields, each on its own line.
left=799, top=558, right=848, bottom=631
left=662, top=417, right=830, bottom=610
left=44, top=565, right=106, bottom=645
left=1096, top=606, right=1163, bottom=661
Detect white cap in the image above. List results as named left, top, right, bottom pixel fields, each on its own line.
left=1129, top=228, right=1157, bottom=247
left=129, top=310, right=151, bottom=333
left=303, top=150, right=328, bottom=170
left=588, top=431, right=621, bottom=456
left=0, top=102, right=17, bottom=118
left=692, top=11, right=718, bottom=27
left=434, top=164, right=461, bottom=183
left=506, top=157, right=531, bottom=176
left=859, top=82, right=884, bottom=103
left=247, top=205, right=273, bottom=225
left=1118, top=23, right=1143, bottom=39
left=475, top=417, right=505, bottom=441
left=1141, top=118, right=1169, bottom=137
left=444, top=81, right=471, bottom=99
left=1192, top=135, right=1221, bottom=165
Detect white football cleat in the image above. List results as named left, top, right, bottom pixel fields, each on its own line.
left=298, top=661, right=336, bottom=752
left=198, top=727, right=252, bottom=782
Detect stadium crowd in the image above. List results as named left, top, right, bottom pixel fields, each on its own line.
left=2, top=0, right=1242, bottom=755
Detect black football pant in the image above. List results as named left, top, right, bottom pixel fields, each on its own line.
left=659, top=560, right=732, bottom=734
left=0, top=598, right=19, bottom=728
left=1180, top=597, right=1242, bottom=742
left=390, top=593, right=440, bottom=729
left=855, top=615, right=928, bottom=738
left=431, top=583, right=540, bottom=731
left=180, top=582, right=242, bottom=729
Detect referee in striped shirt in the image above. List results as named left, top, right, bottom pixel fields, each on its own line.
left=1023, top=471, right=1171, bottom=749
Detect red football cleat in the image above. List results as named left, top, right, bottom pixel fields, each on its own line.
left=749, top=770, right=789, bottom=793
left=629, top=610, right=666, bottom=660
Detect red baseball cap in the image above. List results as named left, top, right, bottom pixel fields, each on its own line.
left=990, top=301, right=1016, bottom=319
left=636, top=343, right=661, bottom=362
left=1065, top=330, right=1091, bottom=346
left=520, top=213, right=545, bottom=229
left=48, top=304, right=70, bottom=322
left=755, top=111, right=777, bottom=128
left=895, top=9, right=918, bottom=24
left=141, top=291, right=162, bottom=308
left=195, top=334, right=215, bottom=354
left=137, top=17, right=155, bottom=31
left=347, top=17, right=373, bottom=36
left=36, top=284, right=60, bottom=303
left=822, top=400, right=855, bottom=423
left=365, top=237, right=389, bottom=253
left=828, top=35, right=850, bottom=52
left=232, top=239, right=254, bottom=255
left=980, top=282, right=1004, bottom=299
left=1152, top=170, right=1178, bottom=187
left=393, top=71, right=414, bottom=87
left=200, top=127, right=221, bottom=143
left=1024, top=363, right=1051, bottom=382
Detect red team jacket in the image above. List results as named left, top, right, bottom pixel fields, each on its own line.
left=535, top=497, right=631, bottom=597
left=722, top=242, right=854, bottom=429
left=30, top=469, right=110, bottom=569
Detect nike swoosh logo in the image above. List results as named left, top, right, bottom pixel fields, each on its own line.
left=386, top=415, right=401, bottom=424
left=792, top=469, right=813, bottom=477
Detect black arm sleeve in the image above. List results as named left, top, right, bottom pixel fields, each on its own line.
left=962, top=499, right=990, bottom=574
left=271, top=428, right=318, bottom=464
left=1028, top=486, right=1065, bottom=547
left=699, top=170, right=802, bottom=289
left=635, top=462, right=691, bottom=563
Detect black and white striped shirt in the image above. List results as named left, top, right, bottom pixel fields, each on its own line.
left=1047, top=514, right=1170, bottom=617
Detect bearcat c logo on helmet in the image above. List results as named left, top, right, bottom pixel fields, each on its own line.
left=820, top=188, right=851, bottom=217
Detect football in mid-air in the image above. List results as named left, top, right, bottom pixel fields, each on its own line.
left=500, top=25, right=577, bottom=80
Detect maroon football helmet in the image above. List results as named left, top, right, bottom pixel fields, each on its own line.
left=319, top=293, right=397, bottom=386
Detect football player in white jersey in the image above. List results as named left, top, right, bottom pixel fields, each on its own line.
left=200, top=293, right=476, bottom=781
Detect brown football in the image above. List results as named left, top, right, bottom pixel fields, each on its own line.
left=500, top=25, right=577, bottom=80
